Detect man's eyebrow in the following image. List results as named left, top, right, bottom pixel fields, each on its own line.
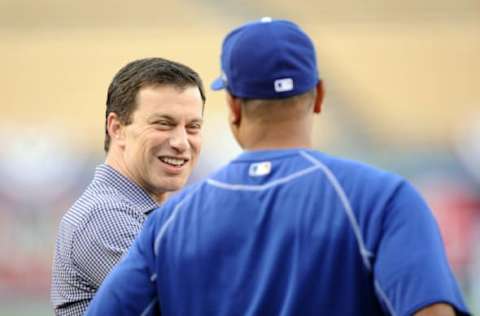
left=190, top=118, right=204, bottom=124
left=147, top=114, right=175, bottom=122
left=147, top=115, right=203, bottom=124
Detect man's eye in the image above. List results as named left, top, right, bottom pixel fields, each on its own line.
left=188, top=123, right=202, bottom=131
left=153, top=121, right=171, bottom=127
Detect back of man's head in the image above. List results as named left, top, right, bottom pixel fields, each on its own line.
left=211, top=18, right=323, bottom=149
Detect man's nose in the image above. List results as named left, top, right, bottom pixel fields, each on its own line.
left=169, top=127, right=188, bottom=153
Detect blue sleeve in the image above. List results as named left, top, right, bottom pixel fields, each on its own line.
left=374, top=181, right=470, bottom=316
left=85, top=213, right=159, bottom=316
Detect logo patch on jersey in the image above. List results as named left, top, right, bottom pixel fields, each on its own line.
left=249, top=161, right=271, bottom=177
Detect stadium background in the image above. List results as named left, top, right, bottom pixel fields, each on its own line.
left=0, top=0, right=479, bottom=314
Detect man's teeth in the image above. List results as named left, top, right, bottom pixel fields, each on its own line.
left=159, top=157, right=186, bottom=166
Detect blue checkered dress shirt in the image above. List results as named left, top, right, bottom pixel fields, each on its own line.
left=51, top=164, right=159, bottom=316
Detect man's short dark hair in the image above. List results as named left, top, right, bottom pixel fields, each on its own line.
left=104, top=57, right=206, bottom=152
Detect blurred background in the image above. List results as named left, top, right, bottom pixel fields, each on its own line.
left=0, top=0, right=479, bottom=314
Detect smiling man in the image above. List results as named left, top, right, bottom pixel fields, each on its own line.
left=51, top=57, right=205, bottom=316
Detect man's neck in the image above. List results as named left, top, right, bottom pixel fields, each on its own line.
left=105, top=151, right=168, bottom=204
left=239, top=120, right=312, bottom=151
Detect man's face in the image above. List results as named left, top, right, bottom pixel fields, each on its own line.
left=120, top=85, right=203, bottom=198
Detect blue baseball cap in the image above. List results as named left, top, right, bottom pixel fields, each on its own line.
left=211, top=17, right=320, bottom=99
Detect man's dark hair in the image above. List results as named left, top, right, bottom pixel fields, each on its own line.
left=104, top=57, right=206, bottom=152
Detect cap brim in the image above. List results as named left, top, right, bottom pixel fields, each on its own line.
left=210, top=76, right=226, bottom=91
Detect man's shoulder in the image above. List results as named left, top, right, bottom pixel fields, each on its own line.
left=308, top=150, right=403, bottom=183
left=58, top=182, right=144, bottom=242
left=62, top=183, right=121, bottom=218
left=293, top=150, right=408, bottom=208
left=56, top=185, right=146, bottom=272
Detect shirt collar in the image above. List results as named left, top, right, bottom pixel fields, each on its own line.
left=233, top=147, right=313, bottom=162
left=93, top=164, right=160, bottom=214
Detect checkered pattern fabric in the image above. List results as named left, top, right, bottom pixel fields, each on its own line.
left=51, top=164, right=159, bottom=316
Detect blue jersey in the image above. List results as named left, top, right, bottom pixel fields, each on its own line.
left=86, top=148, right=470, bottom=316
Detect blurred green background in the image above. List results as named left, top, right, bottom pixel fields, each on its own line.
left=0, top=0, right=479, bottom=314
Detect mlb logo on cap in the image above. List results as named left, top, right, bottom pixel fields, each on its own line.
left=274, top=78, right=294, bottom=92
left=211, top=17, right=320, bottom=99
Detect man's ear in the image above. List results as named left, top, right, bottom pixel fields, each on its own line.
left=313, top=81, right=325, bottom=114
left=106, top=112, right=125, bottom=147
left=226, top=93, right=242, bottom=126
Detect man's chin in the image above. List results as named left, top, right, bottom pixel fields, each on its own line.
left=155, top=178, right=187, bottom=193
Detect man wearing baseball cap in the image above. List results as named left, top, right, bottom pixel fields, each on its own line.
left=86, top=18, right=471, bottom=316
